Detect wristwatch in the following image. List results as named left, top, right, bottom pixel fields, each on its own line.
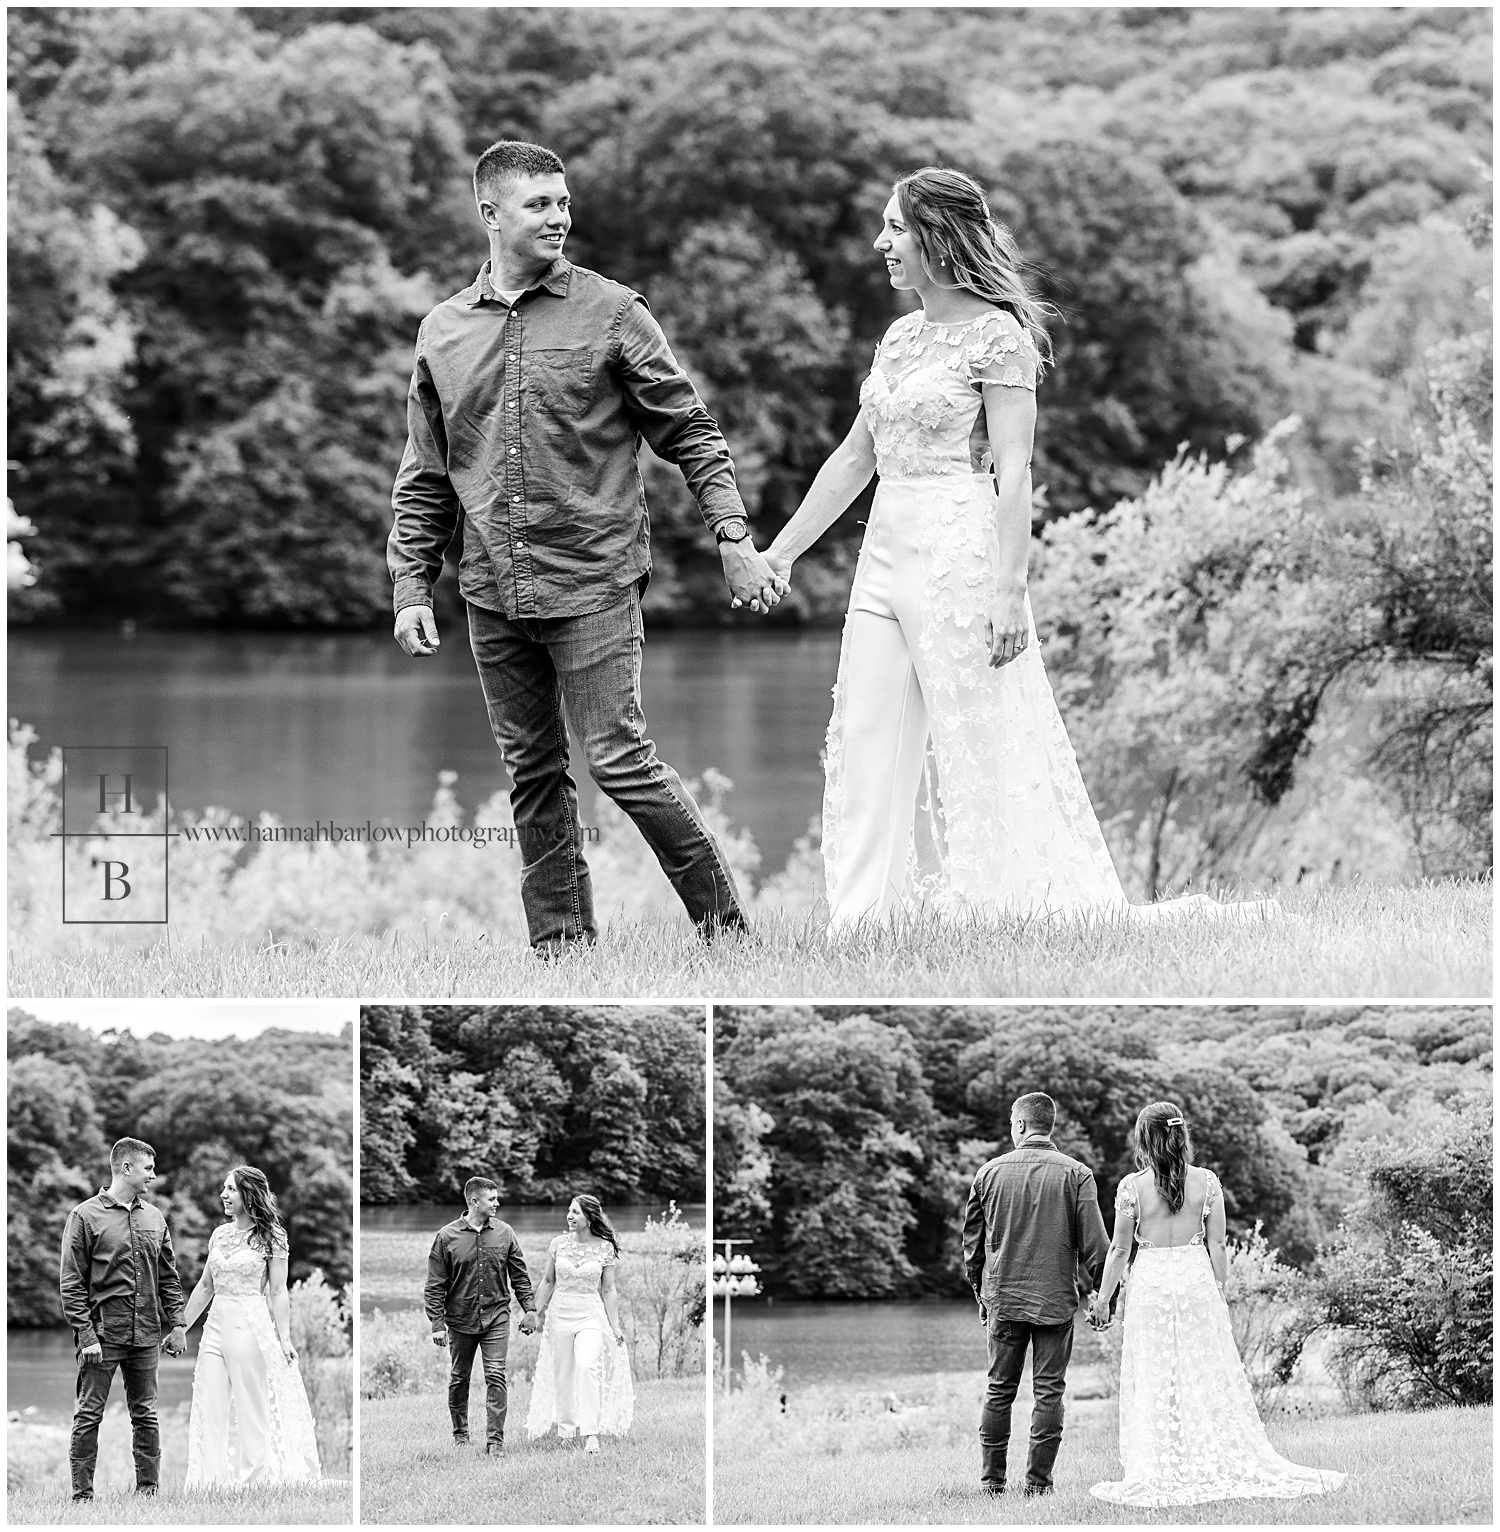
left=714, top=517, right=750, bottom=545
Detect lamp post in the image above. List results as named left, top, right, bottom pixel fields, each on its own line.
left=711, top=1238, right=761, bottom=1393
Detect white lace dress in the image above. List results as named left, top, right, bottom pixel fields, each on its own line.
left=822, top=306, right=1275, bottom=928
left=1091, top=1170, right=1345, bottom=1507
left=526, top=1234, right=634, bottom=1439
left=185, top=1223, right=321, bottom=1488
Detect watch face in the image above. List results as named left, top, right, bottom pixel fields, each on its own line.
left=719, top=518, right=748, bottom=542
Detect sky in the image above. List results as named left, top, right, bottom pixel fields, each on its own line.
left=8, top=999, right=355, bottom=1041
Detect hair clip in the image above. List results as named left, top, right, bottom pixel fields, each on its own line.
left=1166, top=1117, right=1184, bottom=1126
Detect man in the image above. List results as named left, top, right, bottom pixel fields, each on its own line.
left=426, top=1177, right=538, bottom=1453
left=390, top=138, right=784, bottom=953
left=961, top=1092, right=1109, bottom=1498
left=59, top=1137, right=187, bottom=1503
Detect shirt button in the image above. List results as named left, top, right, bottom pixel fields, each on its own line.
left=506, top=354, right=516, bottom=362
left=508, top=448, right=517, bottom=456
left=512, top=495, right=522, bottom=503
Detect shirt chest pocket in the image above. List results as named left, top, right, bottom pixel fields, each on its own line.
left=525, top=345, right=593, bottom=419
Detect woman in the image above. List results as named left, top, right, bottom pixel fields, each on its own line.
left=183, top=1166, right=320, bottom=1488
left=763, top=166, right=1276, bottom=930
left=526, top=1196, right=634, bottom=1452
left=1089, top=1104, right=1344, bottom=1506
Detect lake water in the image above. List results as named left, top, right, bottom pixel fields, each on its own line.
left=9, top=1329, right=202, bottom=1421
left=9, top=628, right=841, bottom=880
left=712, top=1298, right=986, bottom=1387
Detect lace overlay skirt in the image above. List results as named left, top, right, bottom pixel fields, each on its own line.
left=822, top=474, right=1128, bottom=922
left=1091, top=1245, right=1345, bottom=1506
left=525, top=1293, right=635, bottom=1439
left=186, top=1294, right=321, bottom=1487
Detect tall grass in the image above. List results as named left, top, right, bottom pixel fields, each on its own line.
left=712, top=1367, right=1491, bottom=1524
left=11, top=724, right=1489, bottom=997
left=11, top=881, right=1489, bottom=998
left=5, top=1404, right=350, bottom=1524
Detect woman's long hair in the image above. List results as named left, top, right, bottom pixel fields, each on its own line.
left=1133, top=1102, right=1194, bottom=1214
left=893, top=166, right=1059, bottom=369
left=571, top=1194, right=621, bottom=1258
left=227, top=1165, right=285, bottom=1255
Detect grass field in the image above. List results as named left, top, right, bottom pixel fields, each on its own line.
left=361, top=1373, right=705, bottom=1523
left=6, top=1480, right=352, bottom=1526
left=9, top=879, right=1488, bottom=998
left=712, top=1369, right=1491, bottom=1525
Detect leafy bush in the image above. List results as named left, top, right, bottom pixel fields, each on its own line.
left=1312, top=1098, right=1492, bottom=1409
left=1223, top=1223, right=1318, bottom=1415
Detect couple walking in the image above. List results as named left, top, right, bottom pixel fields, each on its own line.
left=425, top=1181, right=633, bottom=1455
left=59, top=1138, right=319, bottom=1501
left=388, top=139, right=1275, bottom=951
left=963, top=1095, right=1346, bottom=1506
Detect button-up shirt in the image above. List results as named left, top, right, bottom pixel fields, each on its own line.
left=58, top=1190, right=186, bottom=1351
left=962, top=1136, right=1111, bottom=1326
left=425, top=1214, right=537, bottom=1336
left=389, top=257, right=747, bottom=620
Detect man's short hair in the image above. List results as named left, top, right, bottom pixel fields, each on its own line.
left=473, top=140, right=565, bottom=204
left=1011, top=1093, right=1056, bottom=1135
left=110, top=1137, right=154, bottom=1171
left=464, top=1176, right=499, bottom=1204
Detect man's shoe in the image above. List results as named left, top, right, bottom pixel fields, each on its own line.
left=981, top=1483, right=1006, bottom=1496
left=1023, top=1484, right=1053, bottom=1498
left=453, top=1430, right=470, bottom=1446
left=136, top=1484, right=159, bottom=1495
left=485, top=1439, right=504, bottom=1455
left=71, top=1492, right=94, bottom=1503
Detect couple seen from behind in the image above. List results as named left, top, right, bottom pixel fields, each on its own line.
left=59, top=1138, right=319, bottom=1503
left=388, top=139, right=1277, bottom=953
left=963, top=1094, right=1346, bottom=1506
left=425, top=1180, right=633, bottom=1457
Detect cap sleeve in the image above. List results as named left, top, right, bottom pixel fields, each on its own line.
left=602, top=1243, right=619, bottom=1267
left=1114, top=1175, right=1139, bottom=1216
left=966, top=309, right=1039, bottom=393
left=549, top=1233, right=564, bottom=1255
left=270, top=1225, right=289, bottom=1258
left=1203, top=1167, right=1222, bottom=1214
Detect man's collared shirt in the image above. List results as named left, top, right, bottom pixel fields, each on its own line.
left=962, top=1135, right=1111, bottom=1326
left=389, top=256, right=748, bottom=620
left=425, top=1214, right=537, bottom=1335
left=59, top=1190, right=186, bottom=1351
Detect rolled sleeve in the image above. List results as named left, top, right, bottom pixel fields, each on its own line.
left=59, top=1211, right=97, bottom=1348
left=389, top=339, right=464, bottom=615
left=616, top=298, right=746, bottom=532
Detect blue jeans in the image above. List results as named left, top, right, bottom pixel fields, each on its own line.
left=468, top=590, right=749, bottom=947
left=980, top=1317, right=1074, bottom=1492
left=71, top=1343, right=160, bottom=1497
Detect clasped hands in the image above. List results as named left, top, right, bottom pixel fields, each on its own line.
left=1086, top=1292, right=1113, bottom=1332
left=723, top=539, right=791, bottom=615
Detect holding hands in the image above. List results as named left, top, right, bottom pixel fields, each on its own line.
left=1087, top=1292, right=1113, bottom=1332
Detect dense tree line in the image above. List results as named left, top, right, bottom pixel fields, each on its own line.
left=9, top=7, right=1490, bottom=628
left=360, top=1005, right=706, bottom=1205
left=713, top=1004, right=1491, bottom=1298
left=7, top=1010, right=353, bottom=1326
